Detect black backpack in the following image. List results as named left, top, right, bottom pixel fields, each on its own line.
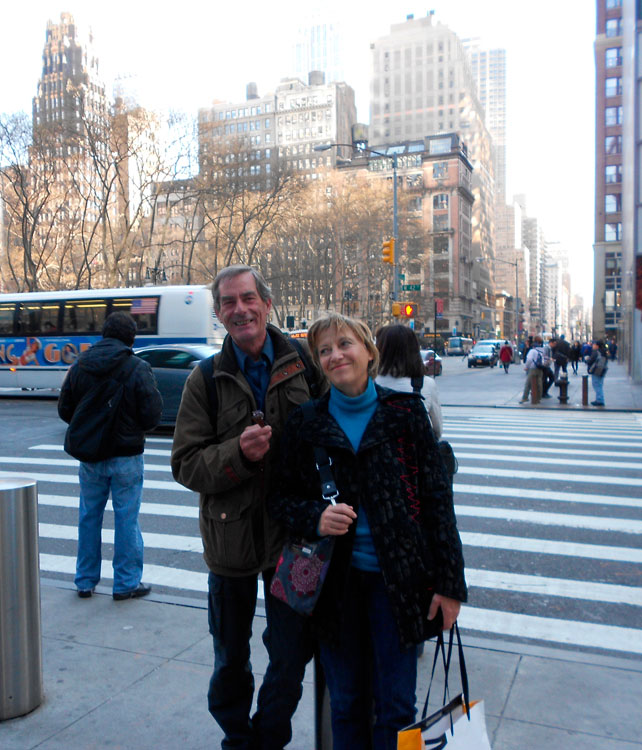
left=63, top=357, right=137, bottom=463
left=198, top=336, right=319, bottom=428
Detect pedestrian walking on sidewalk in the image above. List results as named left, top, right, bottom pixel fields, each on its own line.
left=499, top=340, right=513, bottom=373
left=269, top=313, right=466, bottom=750
left=58, top=312, right=162, bottom=600
left=520, top=335, right=545, bottom=404
left=171, top=266, right=325, bottom=750
left=569, top=340, right=582, bottom=375
left=586, top=339, right=609, bottom=406
left=553, top=334, right=571, bottom=380
left=541, top=339, right=555, bottom=399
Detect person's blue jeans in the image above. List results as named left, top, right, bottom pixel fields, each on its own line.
left=591, top=374, right=605, bottom=404
left=75, top=454, right=144, bottom=594
left=207, top=569, right=314, bottom=750
left=319, top=568, right=418, bottom=750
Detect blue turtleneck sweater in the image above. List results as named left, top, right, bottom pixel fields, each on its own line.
left=328, top=379, right=380, bottom=572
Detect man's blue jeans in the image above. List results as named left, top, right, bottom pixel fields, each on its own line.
left=319, top=568, right=418, bottom=750
left=207, top=569, right=314, bottom=750
left=75, top=454, right=144, bottom=594
left=591, top=373, right=605, bottom=404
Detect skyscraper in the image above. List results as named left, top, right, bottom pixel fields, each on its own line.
left=32, top=13, right=108, bottom=146
left=292, top=11, right=346, bottom=85
left=369, top=13, right=496, bottom=335
left=593, top=0, right=623, bottom=344
left=464, top=40, right=507, bottom=203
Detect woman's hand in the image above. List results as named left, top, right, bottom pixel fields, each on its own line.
left=428, top=594, right=461, bottom=631
left=318, top=503, right=357, bottom=536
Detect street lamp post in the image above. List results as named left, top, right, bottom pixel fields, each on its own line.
left=314, top=143, right=399, bottom=300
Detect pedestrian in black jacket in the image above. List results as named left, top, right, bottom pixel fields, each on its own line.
left=269, top=313, right=466, bottom=750
left=58, top=312, right=162, bottom=600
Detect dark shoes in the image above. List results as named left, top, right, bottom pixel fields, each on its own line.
left=113, top=582, right=152, bottom=601
left=542, top=393, right=552, bottom=399
left=591, top=401, right=605, bottom=407
left=77, top=588, right=95, bottom=598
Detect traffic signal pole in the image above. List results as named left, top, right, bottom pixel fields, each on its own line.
left=392, top=153, right=399, bottom=301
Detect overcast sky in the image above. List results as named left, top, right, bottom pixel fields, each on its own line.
left=1, top=0, right=595, bottom=300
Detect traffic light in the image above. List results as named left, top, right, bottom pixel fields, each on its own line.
left=392, top=302, right=401, bottom=317
left=382, top=237, right=395, bottom=265
left=401, top=302, right=417, bottom=318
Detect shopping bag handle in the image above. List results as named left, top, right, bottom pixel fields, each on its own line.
left=421, top=623, right=470, bottom=721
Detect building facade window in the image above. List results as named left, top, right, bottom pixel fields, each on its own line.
left=605, top=77, right=623, bottom=97
left=433, top=193, right=449, bottom=210
left=605, top=47, right=622, bottom=67
left=433, top=161, right=448, bottom=179
left=606, top=0, right=622, bottom=8
left=605, top=193, right=621, bottom=213
left=604, top=222, right=622, bottom=241
left=605, top=18, right=623, bottom=37
left=605, top=105, right=623, bottom=125
left=605, top=135, right=622, bottom=154
left=605, top=164, right=622, bottom=183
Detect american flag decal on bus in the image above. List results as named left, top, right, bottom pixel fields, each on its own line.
left=131, top=298, right=158, bottom=315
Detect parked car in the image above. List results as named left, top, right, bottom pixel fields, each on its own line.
left=134, top=343, right=220, bottom=426
left=421, top=349, right=443, bottom=377
left=476, top=339, right=504, bottom=355
left=468, top=343, right=498, bottom=368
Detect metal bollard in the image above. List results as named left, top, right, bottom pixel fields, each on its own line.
left=0, top=478, right=43, bottom=720
left=557, top=373, right=569, bottom=404
left=582, top=375, right=589, bottom=406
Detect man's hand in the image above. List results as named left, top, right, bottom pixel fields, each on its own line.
left=318, top=503, right=357, bottom=536
left=239, top=424, right=272, bottom=462
left=428, top=594, right=461, bottom=631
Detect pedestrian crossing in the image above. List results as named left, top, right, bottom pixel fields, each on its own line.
left=26, top=407, right=642, bottom=657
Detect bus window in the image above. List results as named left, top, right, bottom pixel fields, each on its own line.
left=63, top=299, right=108, bottom=334
left=0, top=303, right=16, bottom=335
left=17, top=302, right=63, bottom=336
left=112, top=297, right=159, bottom=335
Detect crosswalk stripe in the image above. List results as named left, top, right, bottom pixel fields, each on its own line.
left=445, top=426, right=642, bottom=441
left=454, top=483, right=640, bottom=509
left=454, top=451, right=642, bottom=471
left=0, top=456, right=174, bottom=472
left=448, top=433, right=642, bottom=448
left=459, top=607, right=642, bottom=654
left=449, top=442, right=642, bottom=459
left=39, top=523, right=203, bottom=552
left=458, top=466, right=642, bottom=488
left=38, top=494, right=198, bottom=518
left=465, top=569, right=642, bottom=606
left=460, top=532, right=642, bottom=563
left=0, top=469, right=188, bottom=492
left=455, top=504, right=642, bottom=533
left=32, top=444, right=171, bottom=457
left=39, top=554, right=208, bottom=592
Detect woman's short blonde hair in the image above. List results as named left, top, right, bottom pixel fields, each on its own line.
left=307, top=313, right=379, bottom=378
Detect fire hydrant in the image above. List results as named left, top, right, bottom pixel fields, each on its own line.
left=557, top=372, right=569, bottom=404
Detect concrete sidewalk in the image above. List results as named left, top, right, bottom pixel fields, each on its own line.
left=2, top=580, right=641, bottom=749
left=440, top=359, right=642, bottom=411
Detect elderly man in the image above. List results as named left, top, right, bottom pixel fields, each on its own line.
left=171, top=266, right=324, bottom=750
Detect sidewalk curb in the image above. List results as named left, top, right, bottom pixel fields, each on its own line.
left=442, top=403, right=642, bottom=412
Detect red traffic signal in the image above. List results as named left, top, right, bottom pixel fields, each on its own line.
left=401, top=302, right=417, bottom=318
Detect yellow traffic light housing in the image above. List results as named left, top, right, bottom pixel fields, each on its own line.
left=392, top=302, right=401, bottom=317
left=382, top=237, right=395, bottom=265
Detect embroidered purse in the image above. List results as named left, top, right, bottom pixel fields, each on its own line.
left=270, top=402, right=338, bottom=616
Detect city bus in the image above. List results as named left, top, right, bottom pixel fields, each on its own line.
left=445, top=336, right=473, bottom=356
left=0, top=285, right=226, bottom=390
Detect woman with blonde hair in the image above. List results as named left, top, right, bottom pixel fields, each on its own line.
left=268, top=313, right=466, bottom=750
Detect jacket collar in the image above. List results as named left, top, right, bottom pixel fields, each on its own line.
left=304, top=384, right=421, bottom=453
left=217, top=324, right=299, bottom=376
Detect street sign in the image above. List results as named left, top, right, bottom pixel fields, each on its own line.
left=402, top=284, right=421, bottom=291
left=399, top=273, right=405, bottom=280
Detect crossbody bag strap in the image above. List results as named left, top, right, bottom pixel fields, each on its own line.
left=300, top=400, right=339, bottom=505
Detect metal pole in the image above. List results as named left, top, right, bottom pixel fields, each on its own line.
left=0, top=478, right=43, bottom=720
left=392, top=153, right=399, bottom=301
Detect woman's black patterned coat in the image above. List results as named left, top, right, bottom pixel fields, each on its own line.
left=268, top=384, right=467, bottom=648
